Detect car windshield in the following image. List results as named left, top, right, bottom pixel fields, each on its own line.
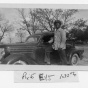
left=26, top=36, right=40, bottom=43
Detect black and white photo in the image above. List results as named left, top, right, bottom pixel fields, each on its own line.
left=0, top=4, right=88, bottom=70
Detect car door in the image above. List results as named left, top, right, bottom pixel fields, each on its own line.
left=37, top=34, right=55, bottom=64
left=34, top=34, right=53, bottom=65
left=34, top=38, right=46, bottom=65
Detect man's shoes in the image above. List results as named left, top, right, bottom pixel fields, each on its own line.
left=44, top=62, right=51, bottom=65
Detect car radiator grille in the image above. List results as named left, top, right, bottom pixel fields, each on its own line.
left=8, top=46, right=35, bottom=53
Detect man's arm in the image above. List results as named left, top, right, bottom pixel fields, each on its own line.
left=60, top=29, right=66, bottom=49
left=48, top=37, right=53, bottom=43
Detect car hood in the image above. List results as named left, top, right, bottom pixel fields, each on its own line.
left=0, top=42, right=38, bottom=53
left=0, top=42, right=37, bottom=47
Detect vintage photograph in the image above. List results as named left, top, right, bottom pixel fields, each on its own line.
left=0, top=6, right=88, bottom=66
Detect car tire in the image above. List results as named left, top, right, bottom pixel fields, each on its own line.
left=7, top=58, right=28, bottom=65
left=70, top=53, right=80, bottom=65
left=6, top=56, right=38, bottom=65
left=12, top=60, right=27, bottom=65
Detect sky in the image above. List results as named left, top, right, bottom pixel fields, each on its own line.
left=0, top=8, right=19, bottom=21
left=74, top=9, right=88, bottom=20
left=0, top=8, right=88, bottom=43
left=0, top=8, right=88, bottom=26
left=0, top=9, right=88, bottom=22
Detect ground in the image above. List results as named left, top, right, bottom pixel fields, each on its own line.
left=77, top=45, right=88, bottom=65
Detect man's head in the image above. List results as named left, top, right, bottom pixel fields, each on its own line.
left=54, top=20, right=62, bottom=30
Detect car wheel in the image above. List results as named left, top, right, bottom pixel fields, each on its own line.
left=5, top=54, right=38, bottom=65
left=70, top=53, right=80, bottom=65
left=13, top=60, right=27, bottom=65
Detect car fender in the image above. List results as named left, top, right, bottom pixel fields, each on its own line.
left=1, top=53, right=38, bottom=65
left=67, top=49, right=81, bottom=61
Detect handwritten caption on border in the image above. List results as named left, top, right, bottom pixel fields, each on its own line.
left=14, top=71, right=78, bottom=83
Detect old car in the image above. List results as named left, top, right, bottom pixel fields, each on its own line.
left=0, top=32, right=84, bottom=65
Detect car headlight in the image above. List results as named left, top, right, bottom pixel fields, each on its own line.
left=0, top=48, right=5, bottom=60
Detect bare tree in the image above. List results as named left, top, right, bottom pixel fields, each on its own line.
left=61, top=9, right=78, bottom=29
left=6, top=24, right=14, bottom=44
left=15, top=28, right=26, bottom=43
left=0, top=20, right=14, bottom=43
left=32, top=9, right=78, bottom=31
left=7, top=32, right=13, bottom=44
left=32, top=9, right=54, bottom=31
left=16, top=9, right=31, bottom=35
left=28, top=9, right=41, bottom=34
left=16, top=8, right=41, bottom=35
left=16, top=8, right=78, bottom=34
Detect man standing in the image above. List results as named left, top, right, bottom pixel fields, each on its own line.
left=52, top=20, right=67, bottom=65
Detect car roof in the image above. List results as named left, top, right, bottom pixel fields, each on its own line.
left=36, top=31, right=53, bottom=36
left=26, top=31, right=54, bottom=41
left=29, top=31, right=54, bottom=37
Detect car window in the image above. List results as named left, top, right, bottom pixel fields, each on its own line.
left=42, top=34, right=54, bottom=45
left=26, top=36, right=39, bottom=43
